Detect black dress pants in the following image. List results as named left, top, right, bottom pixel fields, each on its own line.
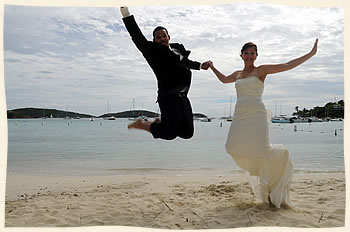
left=150, top=94, right=194, bottom=140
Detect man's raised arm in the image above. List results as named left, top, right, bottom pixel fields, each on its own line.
left=120, top=6, right=149, bottom=53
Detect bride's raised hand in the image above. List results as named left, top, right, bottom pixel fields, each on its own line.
left=310, top=38, right=318, bottom=56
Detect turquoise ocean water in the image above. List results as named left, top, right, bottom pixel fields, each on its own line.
left=6, top=118, right=344, bottom=176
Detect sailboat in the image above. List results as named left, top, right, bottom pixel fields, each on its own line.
left=271, top=100, right=293, bottom=123
left=104, top=100, right=116, bottom=120
left=128, top=100, right=149, bottom=121
left=128, top=98, right=137, bottom=121
left=139, top=103, right=149, bottom=121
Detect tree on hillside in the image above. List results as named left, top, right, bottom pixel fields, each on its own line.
left=292, top=100, right=344, bottom=119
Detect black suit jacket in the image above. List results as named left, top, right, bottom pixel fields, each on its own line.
left=122, top=15, right=201, bottom=91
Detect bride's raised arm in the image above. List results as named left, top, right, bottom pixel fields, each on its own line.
left=208, top=61, right=239, bottom=84
left=259, top=39, right=318, bottom=76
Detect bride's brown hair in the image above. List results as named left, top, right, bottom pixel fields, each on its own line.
left=241, top=42, right=258, bottom=56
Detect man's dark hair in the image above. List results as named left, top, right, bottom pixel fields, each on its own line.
left=153, top=26, right=169, bottom=39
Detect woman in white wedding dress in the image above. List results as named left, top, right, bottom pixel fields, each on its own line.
left=209, top=39, right=318, bottom=208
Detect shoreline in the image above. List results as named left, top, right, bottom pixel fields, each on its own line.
left=5, top=173, right=345, bottom=228
left=5, top=168, right=345, bottom=179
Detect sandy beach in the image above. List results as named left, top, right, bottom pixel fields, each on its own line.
left=5, top=173, right=345, bottom=229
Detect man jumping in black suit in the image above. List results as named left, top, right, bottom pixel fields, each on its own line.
left=121, top=6, right=210, bottom=140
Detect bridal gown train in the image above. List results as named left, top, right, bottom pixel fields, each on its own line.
left=225, top=76, right=293, bottom=208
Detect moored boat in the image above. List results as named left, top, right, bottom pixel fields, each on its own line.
left=271, top=115, right=293, bottom=123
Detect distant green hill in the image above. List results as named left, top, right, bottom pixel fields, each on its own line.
left=7, top=107, right=209, bottom=119
left=100, top=110, right=159, bottom=118
left=99, top=111, right=207, bottom=119
left=7, top=108, right=160, bottom=119
left=193, top=113, right=208, bottom=118
left=7, top=108, right=94, bottom=119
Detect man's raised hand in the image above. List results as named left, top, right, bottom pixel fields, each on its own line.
left=120, top=6, right=130, bottom=18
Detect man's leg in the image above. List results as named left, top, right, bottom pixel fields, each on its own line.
left=150, top=97, right=179, bottom=140
left=127, top=97, right=178, bottom=140
left=177, top=97, right=194, bottom=139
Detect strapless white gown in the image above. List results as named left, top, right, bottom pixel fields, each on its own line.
left=225, top=76, right=293, bottom=208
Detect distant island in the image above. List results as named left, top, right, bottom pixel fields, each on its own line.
left=6, top=107, right=209, bottom=119
left=7, top=108, right=94, bottom=119
left=292, top=100, right=344, bottom=119
left=6, top=107, right=158, bottom=119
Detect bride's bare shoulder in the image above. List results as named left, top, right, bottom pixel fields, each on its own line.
left=232, top=70, right=242, bottom=79
left=256, top=66, right=268, bottom=81
left=225, top=70, right=241, bottom=82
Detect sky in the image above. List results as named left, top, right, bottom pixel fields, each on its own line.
left=3, top=2, right=344, bottom=117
